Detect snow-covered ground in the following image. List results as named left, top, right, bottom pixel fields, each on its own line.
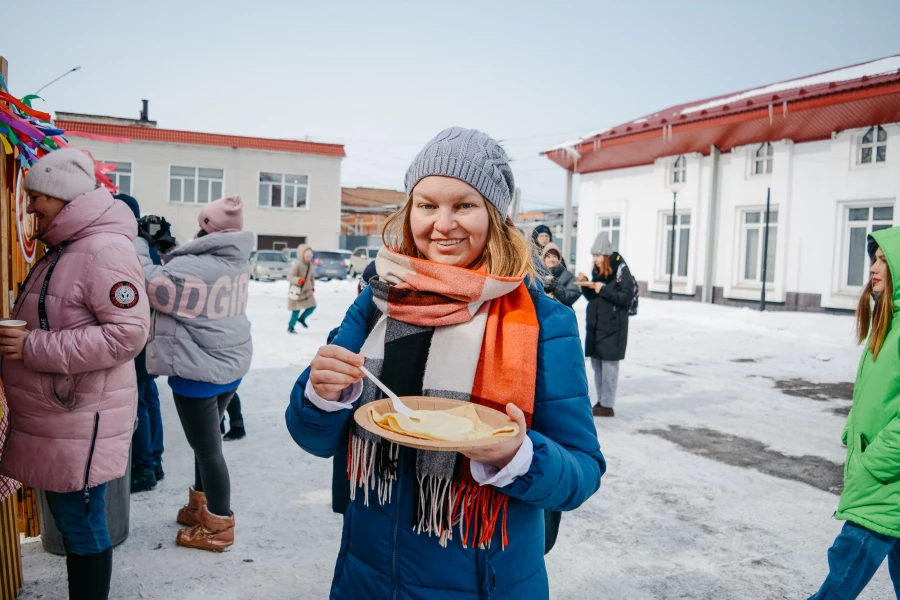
left=16, top=279, right=895, bottom=599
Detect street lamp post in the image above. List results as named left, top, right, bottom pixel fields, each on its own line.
left=668, top=191, right=677, bottom=300
left=35, top=66, right=81, bottom=96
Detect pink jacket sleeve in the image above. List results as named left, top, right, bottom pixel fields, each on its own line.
left=24, top=244, right=150, bottom=375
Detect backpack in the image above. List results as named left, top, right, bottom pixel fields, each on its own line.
left=615, top=260, right=639, bottom=316
left=629, top=277, right=639, bottom=316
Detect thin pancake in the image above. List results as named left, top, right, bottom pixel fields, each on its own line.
left=368, top=404, right=518, bottom=442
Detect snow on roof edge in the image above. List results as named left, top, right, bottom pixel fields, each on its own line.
left=681, top=55, right=900, bottom=115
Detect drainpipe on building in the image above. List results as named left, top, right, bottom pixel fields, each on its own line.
left=701, top=145, right=721, bottom=303
left=563, top=170, right=574, bottom=268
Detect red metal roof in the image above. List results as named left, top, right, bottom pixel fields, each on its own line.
left=543, top=55, right=900, bottom=173
left=56, top=120, right=346, bottom=158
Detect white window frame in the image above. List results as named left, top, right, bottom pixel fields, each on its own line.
left=738, top=207, right=779, bottom=285
left=859, top=126, right=888, bottom=166
left=101, top=160, right=133, bottom=195
left=672, top=155, right=687, bottom=184
left=752, top=143, right=773, bottom=176
left=839, top=202, right=894, bottom=294
left=595, top=214, right=621, bottom=253
left=258, top=172, right=310, bottom=210
left=657, top=210, right=692, bottom=281
left=169, top=166, right=225, bottom=204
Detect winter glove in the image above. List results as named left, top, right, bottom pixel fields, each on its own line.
left=297, top=278, right=306, bottom=286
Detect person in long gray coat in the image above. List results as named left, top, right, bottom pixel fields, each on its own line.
left=135, top=195, right=252, bottom=552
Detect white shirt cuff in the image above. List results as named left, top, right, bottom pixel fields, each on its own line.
left=304, top=379, right=363, bottom=412
left=470, top=434, right=534, bottom=488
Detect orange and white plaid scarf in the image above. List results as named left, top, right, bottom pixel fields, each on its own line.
left=348, top=248, right=539, bottom=548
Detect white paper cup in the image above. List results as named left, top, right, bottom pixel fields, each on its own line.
left=0, top=320, right=28, bottom=331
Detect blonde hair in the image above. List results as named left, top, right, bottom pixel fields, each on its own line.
left=382, top=198, right=536, bottom=279
left=857, top=247, right=894, bottom=360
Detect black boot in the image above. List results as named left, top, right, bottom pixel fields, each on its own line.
left=154, top=460, right=165, bottom=482
left=299, top=318, right=308, bottom=328
left=66, top=548, right=113, bottom=600
left=130, top=465, right=158, bottom=493
left=223, top=419, right=246, bottom=441
left=287, top=326, right=297, bottom=334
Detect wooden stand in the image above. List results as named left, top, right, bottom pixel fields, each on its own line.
left=0, top=54, right=47, bottom=600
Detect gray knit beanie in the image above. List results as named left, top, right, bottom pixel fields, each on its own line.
left=591, top=233, right=614, bottom=256
left=23, top=148, right=96, bottom=202
left=404, top=127, right=515, bottom=217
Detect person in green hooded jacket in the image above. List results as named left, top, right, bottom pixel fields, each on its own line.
left=810, top=227, right=900, bottom=599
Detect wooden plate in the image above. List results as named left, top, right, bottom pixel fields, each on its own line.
left=353, top=397, right=517, bottom=452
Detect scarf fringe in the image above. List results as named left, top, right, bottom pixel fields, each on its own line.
left=350, top=433, right=509, bottom=550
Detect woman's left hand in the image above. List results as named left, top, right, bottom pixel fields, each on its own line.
left=0, top=329, right=29, bottom=361
left=460, top=403, right=528, bottom=469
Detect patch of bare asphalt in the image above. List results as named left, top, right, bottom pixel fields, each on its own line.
left=642, top=425, right=844, bottom=495
left=772, top=378, right=854, bottom=401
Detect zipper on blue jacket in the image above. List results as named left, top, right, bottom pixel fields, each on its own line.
left=390, top=451, right=403, bottom=600
left=83, top=413, right=100, bottom=514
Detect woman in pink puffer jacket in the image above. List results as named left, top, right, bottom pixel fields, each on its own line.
left=0, top=149, right=149, bottom=600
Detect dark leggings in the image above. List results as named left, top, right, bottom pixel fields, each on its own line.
left=173, top=392, right=234, bottom=516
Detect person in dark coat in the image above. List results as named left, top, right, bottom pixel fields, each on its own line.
left=541, top=242, right=579, bottom=308
left=531, top=224, right=552, bottom=249
left=115, top=193, right=166, bottom=493
left=577, top=233, right=634, bottom=418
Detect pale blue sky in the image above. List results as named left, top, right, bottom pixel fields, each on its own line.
left=5, top=0, right=899, bottom=210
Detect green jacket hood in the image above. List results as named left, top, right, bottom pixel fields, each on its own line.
left=869, top=227, right=900, bottom=310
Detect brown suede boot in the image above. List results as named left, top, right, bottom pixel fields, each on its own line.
left=176, top=506, right=235, bottom=552
left=592, top=405, right=615, bottom=417
left=176, top=487, right=207, bottom=527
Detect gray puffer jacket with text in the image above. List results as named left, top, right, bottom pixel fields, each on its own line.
left=135, top=232, right=253, bottom=384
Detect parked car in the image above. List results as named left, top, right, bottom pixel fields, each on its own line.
left=335, top=249, right=352, bottom=264
left=250, top=251, right=290, bottom=280
left=349, top=247, right=381, bottom=276
left=313, top=251, right=349, bottom=281
left=283, top=248, right=297, bottom=262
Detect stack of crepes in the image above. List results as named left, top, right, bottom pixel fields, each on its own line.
left=368, top=404, right=518, bottom=443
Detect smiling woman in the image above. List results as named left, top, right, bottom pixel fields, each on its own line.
left=286, top=127, right=605, bottom=600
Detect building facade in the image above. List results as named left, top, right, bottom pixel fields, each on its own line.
left=57, top=110, right=345, bottom=251
left=545, top=55, right=900, bottom=311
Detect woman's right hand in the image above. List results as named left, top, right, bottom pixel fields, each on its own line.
left=309, top=345, right=365, bottom=402
left=577, top=272, right=588, bottom=282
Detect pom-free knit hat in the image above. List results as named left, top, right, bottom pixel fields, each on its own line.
left=591, top=233, right=614, bottom=256
left=23, top=148, right=96, bottom=202
left=114, top=193, right=141, bottom=219
left=404, top=127, right=515, bottom=217
left=199, top=196, right=243, bottom=234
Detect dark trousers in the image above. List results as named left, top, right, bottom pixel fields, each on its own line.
left=45, top=484, right=111, bottom=555
left=132, top=377, right=164, bottom=470
left=225, top=393, right=243, bottom=425
left=809, top=521, right=900, bottom=599
left=173, top=392, right=234, bottom=516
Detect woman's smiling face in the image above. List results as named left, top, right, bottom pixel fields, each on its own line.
left=409, top=176, right=490, bottom=269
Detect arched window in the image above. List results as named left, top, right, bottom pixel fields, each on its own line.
left=754, top=143, right=773, bottom=175
left=673, top=155, right=686, bottom=184
left=861, top=126, right=887, bottom=164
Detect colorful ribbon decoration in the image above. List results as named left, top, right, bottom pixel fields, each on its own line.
left=0, top=72, right=117, bottom=191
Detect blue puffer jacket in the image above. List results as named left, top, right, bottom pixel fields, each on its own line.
left=285, top=286, right=606, bottom=600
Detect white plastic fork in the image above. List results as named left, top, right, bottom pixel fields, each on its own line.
left=359, top=365, right=417, bottom=417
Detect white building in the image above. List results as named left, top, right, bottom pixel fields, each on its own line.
left=57, top=108, right=345, bottom=251
left=544, top=55, right=900, bottom=311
